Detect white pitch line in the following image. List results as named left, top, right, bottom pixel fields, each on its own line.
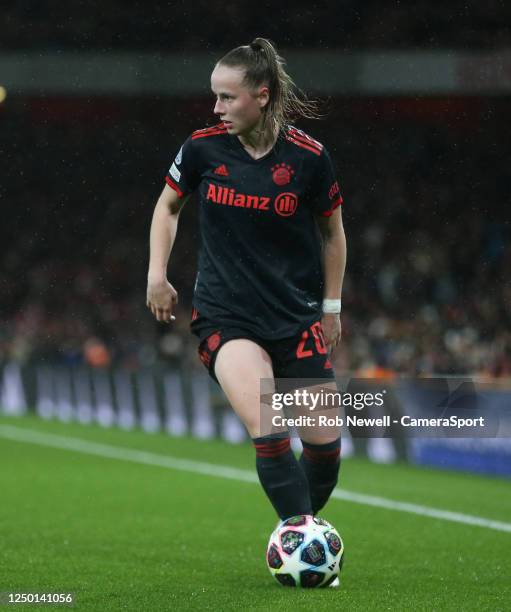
left=1, top=424, right=511, bottom=534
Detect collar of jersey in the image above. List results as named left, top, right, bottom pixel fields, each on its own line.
left=231, top=133, right=280, bottom=163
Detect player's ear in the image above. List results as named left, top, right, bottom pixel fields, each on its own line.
left=258, top=86, right=270, bottom=109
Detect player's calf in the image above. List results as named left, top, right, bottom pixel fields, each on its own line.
left=253, top=434, right=312, bottom=520
left=299, top=437, right=341, bottom=515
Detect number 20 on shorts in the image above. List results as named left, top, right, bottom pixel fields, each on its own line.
left=296, top=322, right=327, bottom=358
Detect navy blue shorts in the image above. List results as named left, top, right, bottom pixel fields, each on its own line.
left=191, top=311, right=335, bottom=385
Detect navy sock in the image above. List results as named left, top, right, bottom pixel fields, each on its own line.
left=252, top=436, right=312, bottom=520
left=299, top=437, right=341, bottom=515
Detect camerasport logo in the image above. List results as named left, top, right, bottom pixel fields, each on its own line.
left=271, top=163, right=294, bottom=186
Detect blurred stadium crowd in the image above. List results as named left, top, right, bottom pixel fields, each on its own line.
left=2, top=96, right=509, bottom=378
left=1, top=0, right=510, bottom=51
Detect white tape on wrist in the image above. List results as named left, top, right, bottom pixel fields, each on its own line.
left=322, top=299, right=342, bottom=314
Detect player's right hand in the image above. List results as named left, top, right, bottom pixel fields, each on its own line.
left=146, top=278, right=178, bottom=323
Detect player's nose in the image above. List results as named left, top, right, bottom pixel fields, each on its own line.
left=213, top=99, right=224, bottom=115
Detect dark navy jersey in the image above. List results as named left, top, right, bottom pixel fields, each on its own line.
left=165, top=122, right=343, bottom=340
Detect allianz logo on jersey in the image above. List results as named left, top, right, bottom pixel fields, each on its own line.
left=206, top=183, right=298, bottom=217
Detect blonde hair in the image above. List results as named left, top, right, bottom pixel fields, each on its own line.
left=217, top=37, right=322, bottom=134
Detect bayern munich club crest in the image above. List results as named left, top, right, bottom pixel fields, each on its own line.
left=271, top=163, right=294, bottom=186
left=274, top=192, right=298, bottom=217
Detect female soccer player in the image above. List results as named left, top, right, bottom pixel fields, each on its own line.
left=147, top=38, right=346, bottom=524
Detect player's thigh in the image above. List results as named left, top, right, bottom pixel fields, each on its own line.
left=214, top=338, right=276, bottom=438
left=273, top=325, right=340, bottom=445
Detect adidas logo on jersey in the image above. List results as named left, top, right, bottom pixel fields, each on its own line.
left=214, top=164, right=229, bottom=176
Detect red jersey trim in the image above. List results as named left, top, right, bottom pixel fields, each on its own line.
left=165, top=175, right=184, bottom=198
left=320, top=196, right=343, bottom=217
left=292, top=135, right=323, bottom=154
left=192, top=129, right=227, bottom=140
left=192, top=122, right=226, bottom=134
left=287, top=127, right=323, bottom=151
left=192, top=123, right=228, bottom=140
left=285, top=135, right=322, bottom=156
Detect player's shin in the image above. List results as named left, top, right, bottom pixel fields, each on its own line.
left=299, top=437, right=341, bottom=515
left=252, top=435, right=312, bottom=520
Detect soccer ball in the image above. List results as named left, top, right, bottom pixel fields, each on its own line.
left=266, top=515, right=344, bottom=588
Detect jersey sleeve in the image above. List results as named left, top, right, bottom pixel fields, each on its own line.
left=164, top=135, right=200, bottom=198
left=309, top=146, right=344, bottom=217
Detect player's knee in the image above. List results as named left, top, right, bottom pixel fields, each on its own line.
left=214, top=339, right=275, bottom=438
left=300, top=434, right=341, bottom=448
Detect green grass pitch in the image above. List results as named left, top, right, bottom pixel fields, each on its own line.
left=0, top=413, right=510, bottom=611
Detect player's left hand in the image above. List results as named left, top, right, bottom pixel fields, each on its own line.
left=321, top=313, right=342, bottom=353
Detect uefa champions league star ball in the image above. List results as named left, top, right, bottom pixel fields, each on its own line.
left=266, top=515, right=344, bottom=588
